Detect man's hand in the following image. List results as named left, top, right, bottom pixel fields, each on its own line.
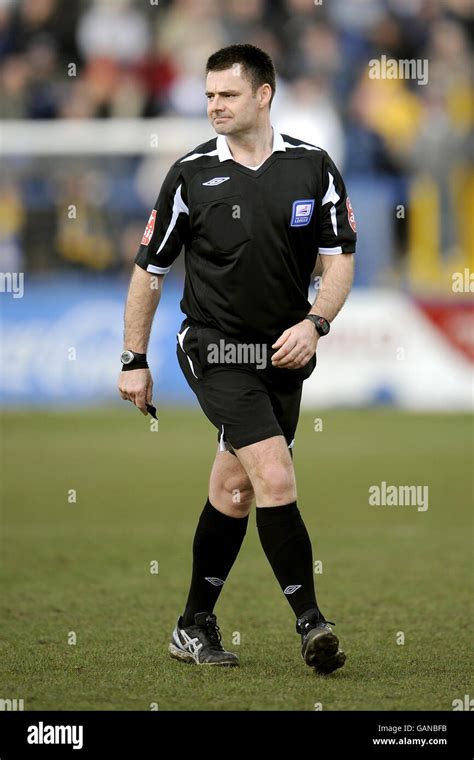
left=118, top=368, right=153, bottom=415
left=271, top=320, right=318, bottom=369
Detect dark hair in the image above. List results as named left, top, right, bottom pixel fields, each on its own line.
left=206, top=43, right=276, bottom=107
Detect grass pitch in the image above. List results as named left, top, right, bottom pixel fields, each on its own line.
left=0, top=408, right=472, bottom=711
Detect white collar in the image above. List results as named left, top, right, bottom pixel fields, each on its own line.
left=216, top=127, right=286, bottom=163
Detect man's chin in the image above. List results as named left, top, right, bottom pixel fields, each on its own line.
left=212, top=119, right=235, bottom=134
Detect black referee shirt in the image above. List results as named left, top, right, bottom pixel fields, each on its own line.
left=135, top=129, right=357, bottom=343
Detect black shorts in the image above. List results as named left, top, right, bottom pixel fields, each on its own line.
left=176, top=318, right=317, bottom=453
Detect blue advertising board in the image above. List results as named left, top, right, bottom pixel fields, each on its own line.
left=0, top=275, right=194, bottom=406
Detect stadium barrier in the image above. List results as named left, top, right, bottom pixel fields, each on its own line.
left=1, top=278, right=471, bottom=410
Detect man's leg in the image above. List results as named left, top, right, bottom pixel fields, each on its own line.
left=234, top=434, right=322, bottom=620
left=181, top=451, right=253, bottom=626
left=233, top=434, right=345, bottom=673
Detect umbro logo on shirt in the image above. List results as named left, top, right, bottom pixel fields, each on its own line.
left=202, top=177, right=231, bottom=186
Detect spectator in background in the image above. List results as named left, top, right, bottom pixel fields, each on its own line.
left=280, top=4, right=338, bottom=82
left=25, top=36, right=60, bottom=118
left=0, top=181, right=25, bottom=272
left=2, top=0, right=81, bottom=119
left=425, top=16, right=472, bottom=136
left=8, top=0, right=77, bottom=60
left=221, top=0, right=268, bottom=44
left=222, top=0, right=283, bottom=76
left=0, top=54, right=29, bottom=118
left=410, top=17, right=472, bottom=259
left=73, top=0, right=151, bottom=119
left=0, top=0, right=16, bottom=58
left=77, top=0, right=150, bottom=64
left=155, top=0, right=227, bottom=116
left=54, top=169, right=115, bottom=271
left=344, top=73, right=410, bottom=176
left=273, top=74, right=345, bottom=168
left=326, top=0, right=386, bottom=34
left=351, top=69, right=422, bottom=164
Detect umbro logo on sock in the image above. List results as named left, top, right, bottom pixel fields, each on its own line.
left=205, top=577, right=225, bottom=586
left=284, top=584, right=302, bottom=595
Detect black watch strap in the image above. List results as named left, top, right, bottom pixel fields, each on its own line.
left=121, top=350, right=149, bottom=371
left=304, top=314, right=330, bottom=337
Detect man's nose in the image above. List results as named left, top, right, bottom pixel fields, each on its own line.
left=211, top=96, right=224, bottom=112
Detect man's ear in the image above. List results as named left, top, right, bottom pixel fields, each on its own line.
left=258, top=83, right=272, bottom=108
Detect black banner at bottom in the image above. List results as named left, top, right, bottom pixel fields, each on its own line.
left=0, top=709, right=471, bottom=757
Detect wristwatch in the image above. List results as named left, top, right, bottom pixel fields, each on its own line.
left=120, top=350, right=149, bottom=370
left=304, top=314, right=331, bottom=337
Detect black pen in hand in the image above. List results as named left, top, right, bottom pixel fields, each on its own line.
left=146, top=403, right=158, bottom=420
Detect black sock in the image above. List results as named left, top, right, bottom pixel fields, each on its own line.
left=256, top=501, right=321, bottom=620
left=182, top=499, right=248, bottom=626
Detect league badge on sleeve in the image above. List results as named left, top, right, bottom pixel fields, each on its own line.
left=291, top=199, right=315, bottom=227
left=141, top=209, right=157, bottom=246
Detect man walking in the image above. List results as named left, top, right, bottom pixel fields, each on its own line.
left=119, top=44, right=356, bottom=674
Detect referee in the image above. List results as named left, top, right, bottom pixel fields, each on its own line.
left=118, top=44, right=356, bottom=674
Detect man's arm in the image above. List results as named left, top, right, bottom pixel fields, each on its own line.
left=118, top=266, right=164, bottom=415
left=309, top=252, right=354, bottom=322
left=119, top=158, right=189, bottom=414
left=271, top=253, right=354, bottom=369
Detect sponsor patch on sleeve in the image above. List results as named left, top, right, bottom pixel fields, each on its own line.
left=290, top=199, right=315, bottom=227
left=141, top=209, right=157, bottom=246
left=346, top=196, right=356, bottom=232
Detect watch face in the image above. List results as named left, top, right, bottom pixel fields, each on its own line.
left=121, top=350, right=134, bottom=365
left=317, top=318, right=330, bottom=335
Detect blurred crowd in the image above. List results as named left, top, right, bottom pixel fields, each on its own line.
left=2, top=0, right=472, bottom=159
left=0, top=0, right=472, bottom=278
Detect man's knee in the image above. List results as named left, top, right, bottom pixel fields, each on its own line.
left=253, top=462, right=296, bottom=506
left=224, top=474, right=254, bottom=511
left=234, top=436, right=297, bottom=507
left=209, top=457, right=254, bottom=516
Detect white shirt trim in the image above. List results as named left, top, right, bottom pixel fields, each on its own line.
left=147, top=264, right=172, bottom=274
left=319, top=246, right=343, bottom=254
left=283, top=141, right=320, bottom=152
left=216, top=127, right=286, bottom=163
left=156, top=184, right=189, bottom=255
left=180, top=149, right=219, bottom=163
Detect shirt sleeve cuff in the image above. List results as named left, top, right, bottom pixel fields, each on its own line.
left=146, top=264, right=172, bottom=274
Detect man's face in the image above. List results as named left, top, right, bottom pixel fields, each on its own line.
left=206, top=66, right=262, bottom=135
